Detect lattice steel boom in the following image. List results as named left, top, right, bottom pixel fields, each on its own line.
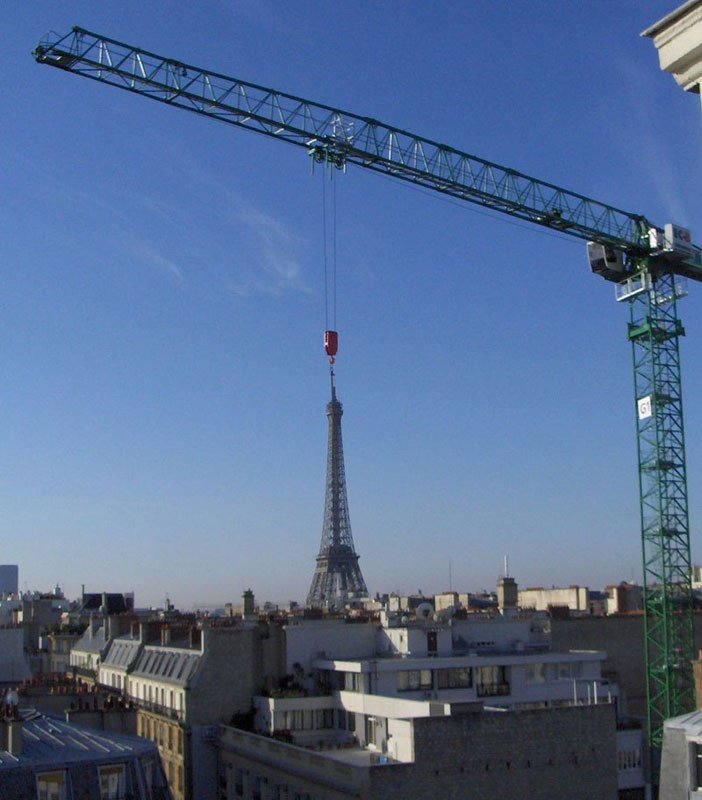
left=35, top=26, right=702, bottom=765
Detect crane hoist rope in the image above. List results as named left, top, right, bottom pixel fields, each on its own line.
left=321, top=168, right=339, bottom=369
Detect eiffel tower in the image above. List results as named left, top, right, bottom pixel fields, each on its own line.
left=306, top=369, right=368, bottom=609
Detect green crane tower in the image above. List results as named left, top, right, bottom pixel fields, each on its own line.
left=34, top=26, right=702, bottom=771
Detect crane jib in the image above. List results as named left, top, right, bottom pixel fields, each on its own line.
left=34, top=25, right=702, bottom=270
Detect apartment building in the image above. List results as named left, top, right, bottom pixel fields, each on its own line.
left=218, top=609, right=644, bottom=799
left=98, top=621, right=285, bottom=800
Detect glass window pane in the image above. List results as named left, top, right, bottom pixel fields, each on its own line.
left=99, top=764, right=126, bottom=800
left=36, top=771, right=68, bottom=800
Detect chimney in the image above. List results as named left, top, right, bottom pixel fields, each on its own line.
left=139, top=623, right=148, bottom=643
left=243, top=589, right=255, bottom=620
left=497, top=575, right=518, bottom=613
left=89, top=614, right=98, bottom=638
left=161, top=625, right=171, bottom=646
left=6, top=717, right=22, bottom=756
left=1, top=700, right=22, bottom=756
left=188, top=627, right=201, bottom=650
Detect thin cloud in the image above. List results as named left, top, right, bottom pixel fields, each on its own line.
left=143, top=149, right=313, bottom=298
left=617, top=57, right=692, bottom=223
left=231, top=203, right=310, bottom=296
left=132, top=242, right=185, bottom=286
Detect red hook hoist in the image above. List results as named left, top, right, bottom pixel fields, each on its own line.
left=324, top=330, right=338, bottom=365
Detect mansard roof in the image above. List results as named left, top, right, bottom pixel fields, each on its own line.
left=102, top=636, right=142, bottom=670
left=130, top=646, right=201, bottom=687
left=72, top=624, right=108, bottom=656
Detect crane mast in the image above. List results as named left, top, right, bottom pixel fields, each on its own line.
left=35, top=26, right=701, bottom=765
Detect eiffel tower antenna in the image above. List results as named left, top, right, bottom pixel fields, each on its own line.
left=307, top=335, right=368, bottom=609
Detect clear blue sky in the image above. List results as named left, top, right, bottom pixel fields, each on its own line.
left=4, top=2, right=702, bottom=608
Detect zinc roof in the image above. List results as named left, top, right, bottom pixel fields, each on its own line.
left=0, top=709, right=155, bottom=770
left=130, top=646, right=201, bottom=687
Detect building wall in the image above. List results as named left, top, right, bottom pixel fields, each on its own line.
left=47, top=633, right=82, bottom=674
left=369, top=704, right=618, bottom=800
left=187, top=626, right=284, bottom=726
left=659, top=724, right=693, bottom=799
left=451, top=614, right=548, bottom=651
left=519, top=586, right=589, bottom=613
left=0, top=565, right=18, bottom=595
left=549, top=615, right=702, bottom=720
left=65, top=707, right=138, bottom=736
left=0, top=628, right=31, bottom=682
left=137, top=710, right=186, bottom=800
left=377, top=625, right=452, bottom=657
left=434, top=592, right=468, bottom=611
left=285, top=621, right=376, bottom=671
left=694, top=658, right=702, bottom=710
left=218, top=703, right=618, bottom=800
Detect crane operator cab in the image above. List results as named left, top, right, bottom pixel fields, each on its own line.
left=587, top=242, right=625, bottom=281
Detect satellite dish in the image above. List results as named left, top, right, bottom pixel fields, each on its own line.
left=416, top=602, right=433, bottom=620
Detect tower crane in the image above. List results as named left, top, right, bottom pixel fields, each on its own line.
left=34, top=26, right=702, bottom=763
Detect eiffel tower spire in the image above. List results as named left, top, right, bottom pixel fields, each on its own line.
left=306, top=368, right=368, bottom=609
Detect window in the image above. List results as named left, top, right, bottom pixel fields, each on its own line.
left=523, top=663, right=545, bottom=685
left=140, top=755, right=170, bottom=799
left=427, top=631, right=438, bottom=654
left=397, top=669, right=432, bottom=691
left=365, top=715, right=376, bottom=746
left=618, top=748, right=642, bottom=771
left=36, top=771, right=68, bottom=800
left=234, top=767, right=244, bottom=797
left=343, top=672, right=363, bottom=692
left=437, top=667, right=472, bottom=689
left=551, top=662, right=583, bottom=680
left=99, top=764, right=127, bottom=800
left=476, top=665, right=509, bottom=697
left=282, top=710, right=307, bottom=730
left=695, top=743, right=702, bottom=790
left=312, top=708, right=335, bottom=729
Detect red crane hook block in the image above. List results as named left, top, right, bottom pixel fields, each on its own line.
left=324, top=330, right=338, bottom=358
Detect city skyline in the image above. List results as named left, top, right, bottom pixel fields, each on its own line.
left=4, top=1, right=702, bottom=607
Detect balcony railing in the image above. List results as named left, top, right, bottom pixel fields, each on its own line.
left=476, top=682, right=510, bottom=697
left=133, top=698, right=185, bottom=722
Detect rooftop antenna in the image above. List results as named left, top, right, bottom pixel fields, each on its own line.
left=504, top=555, right=509, bottom=578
